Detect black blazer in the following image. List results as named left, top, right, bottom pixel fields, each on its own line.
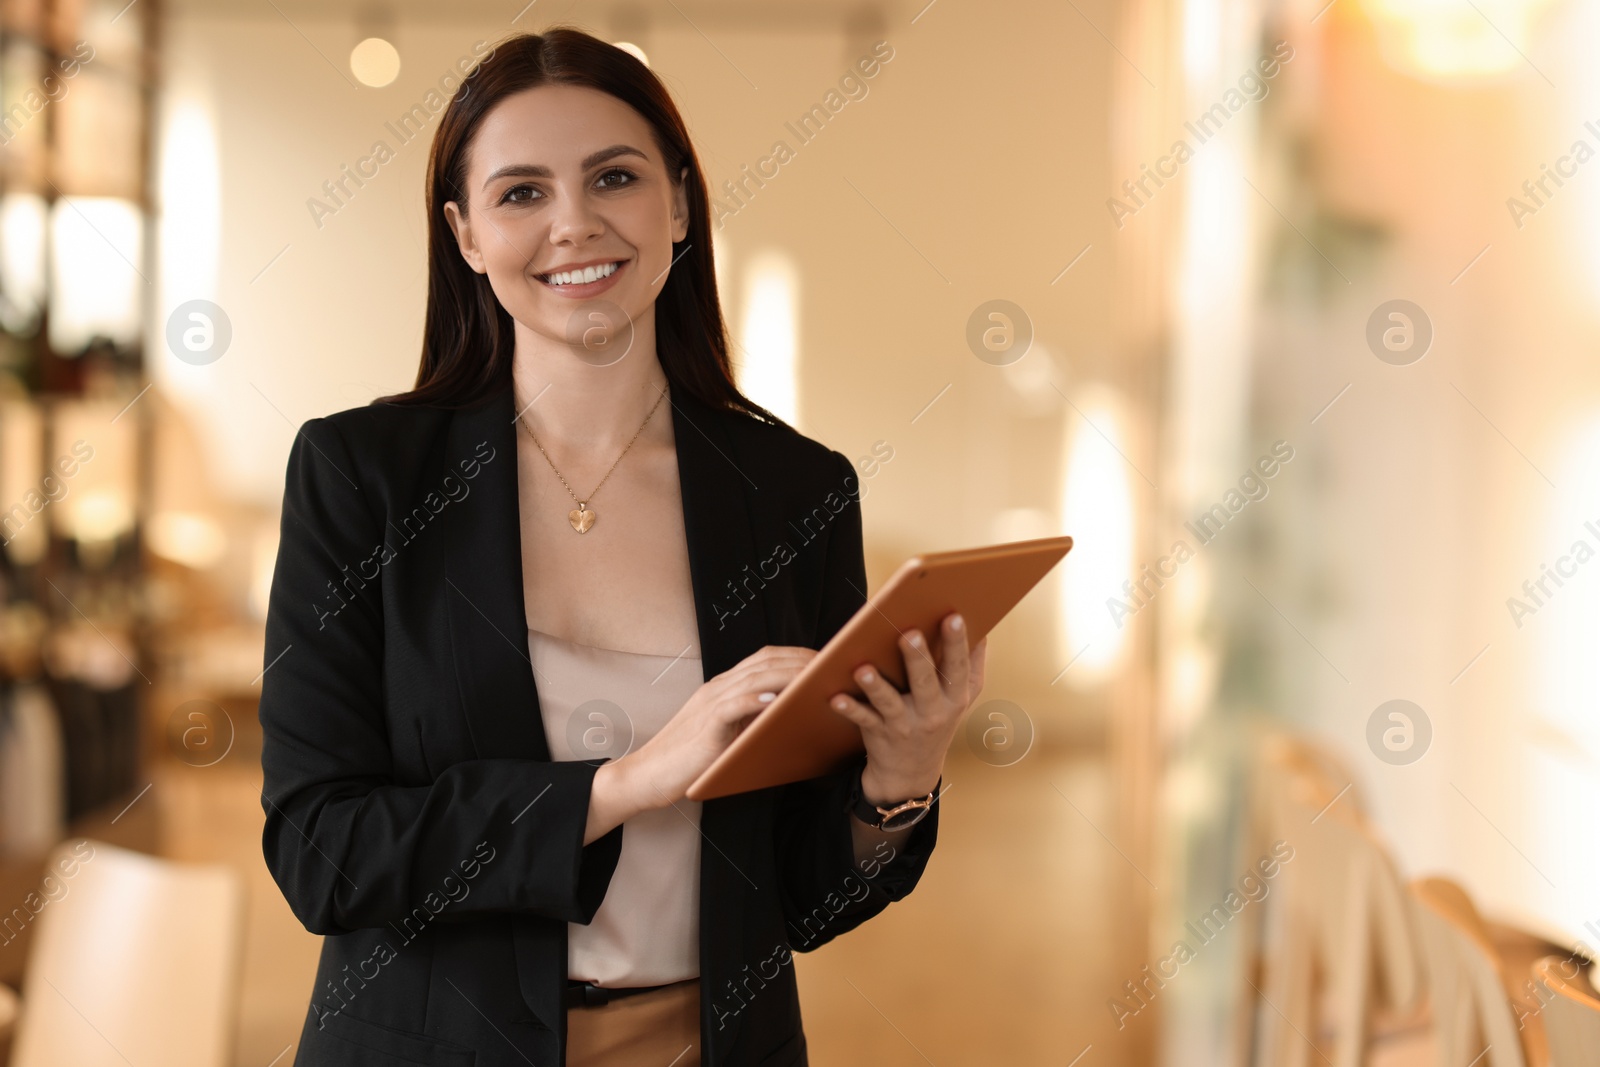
left=258, top=382, right=940, bottom=1067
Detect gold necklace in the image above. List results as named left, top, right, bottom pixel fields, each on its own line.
left=517, top=382, right=669, bottom=534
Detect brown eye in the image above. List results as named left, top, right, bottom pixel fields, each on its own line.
left=596, top=168, right=638, bottom=189
left=499, top=184, right=538, bottom=205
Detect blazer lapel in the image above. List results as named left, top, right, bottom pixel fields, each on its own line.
left=440, top=385, right=550, bottom=761
left=670, top=387, right=768, bottom=674
left=670, top=388, right=770, bottom=1061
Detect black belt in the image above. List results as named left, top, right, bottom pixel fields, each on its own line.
left=565, top=978, right=689, bottom=1009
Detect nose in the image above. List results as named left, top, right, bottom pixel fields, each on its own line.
left=545, top=180, right=605, bottom=247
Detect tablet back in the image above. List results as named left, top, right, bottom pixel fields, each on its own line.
left=685, top=535, right=1073, bottom=800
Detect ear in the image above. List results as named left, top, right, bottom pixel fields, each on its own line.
left=442, top=199, right=487, bottom=274
left=671, top=165, right=691, bottom=243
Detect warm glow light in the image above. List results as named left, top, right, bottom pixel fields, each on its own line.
left=1162, top=79, right=1253, bottom=739
left=737, top=250, right=800, bottom=427
left=1529, top=415, right=1600, bottom=930
left=1537, top=416, right=1600, bottom=762
left=1058, top=385, right=1136, bottom=685
left=0, top=194, right=46, bottom=334
left=1182, top=0, right=1221, bottom=89
left=156, top=99, right=221, bottom=400
left=49, top=197, right=144, bottom=354
left=147, top=510, right=227, bottom=570
left=69, top=488, right=135, bottom=545
left=350, top=37, right=401, bottom=88
left=50, top=400, right=137, bottom=549
left=1164, top=634, right=1218, bottom=738
left=158, top=101, right=219, bottom=309
left=1361, top=0, right=1560, bottom=80
left=1179, top=144, right=1248, bottom=332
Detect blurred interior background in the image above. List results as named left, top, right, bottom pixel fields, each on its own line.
left=0, top=0, right=1598, bottom=1064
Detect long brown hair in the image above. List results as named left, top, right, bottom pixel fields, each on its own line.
left=380, top=26, right=777, bottom=423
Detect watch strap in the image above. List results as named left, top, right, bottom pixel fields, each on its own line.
left=848, top=768, right=939, bottom=831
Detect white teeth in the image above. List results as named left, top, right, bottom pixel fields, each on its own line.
left=543, top=261, right=620, bottom=286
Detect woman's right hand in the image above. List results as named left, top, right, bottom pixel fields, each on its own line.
left=585, top=645, right=816, bottom=841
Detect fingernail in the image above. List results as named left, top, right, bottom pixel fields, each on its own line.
left=859, top=668, right=876, bottom=683
left=908, top=632, right=923, bottom=648
left=832, top=696, right=848, bottom=709
left=950, top=614, right=964, bottom=631
left=758, top=692, right=775, bottom=703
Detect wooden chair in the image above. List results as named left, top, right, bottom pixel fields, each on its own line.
left=1532, top=955, right=1600, bottom=1066
left=1407, top=877, right=1539, bottom=1067
left=1260, top=733, right=1365, bottom=818
left=9, top=839, right=244, bottom=1067
left=1242, top=733, right=1426, bottom=1067
left=1253, top=778, right=1426, bottom=1067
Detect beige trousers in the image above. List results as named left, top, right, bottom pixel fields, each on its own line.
left=565, top=979, right=701, bottom=1066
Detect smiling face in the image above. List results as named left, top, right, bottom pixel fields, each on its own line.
left=443, top=83, right=690, bottom=353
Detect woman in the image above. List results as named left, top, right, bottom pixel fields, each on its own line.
left=259, top=26, right=986, bottom=1067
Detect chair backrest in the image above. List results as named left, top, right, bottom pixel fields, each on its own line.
left=11, top=838, right=244, bottom=1067
left=1260, top=733, right=1364, bottom=820
left=1533, top=954, right=1600, bottom=1066
left=1310, top=803, right=1425, bottom=1014
left=1408, top=877, right=1530, bottom=1067
left=1244, top=734, right=1424, bottom=1067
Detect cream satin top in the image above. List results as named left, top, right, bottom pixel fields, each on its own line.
left=528, top=625, right=703, bottom=987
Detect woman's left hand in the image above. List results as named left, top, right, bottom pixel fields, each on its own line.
left=828, top=612, right=987, bottom=806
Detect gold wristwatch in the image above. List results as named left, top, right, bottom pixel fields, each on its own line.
left=847, top=769, right=939, bottom=831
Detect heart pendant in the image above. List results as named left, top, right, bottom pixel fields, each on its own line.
left=568, top=506, right=595, bottom=533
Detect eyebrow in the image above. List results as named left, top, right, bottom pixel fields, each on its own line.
left=481, top=144, right=650, bottom=191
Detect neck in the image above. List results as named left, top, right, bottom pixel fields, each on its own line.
left=510, top=309, right=671, bottom=454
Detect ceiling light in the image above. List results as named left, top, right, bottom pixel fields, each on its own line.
left=351, top=37, right=401, bottom=88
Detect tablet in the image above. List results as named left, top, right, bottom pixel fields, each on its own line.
left=684, top=535, right=1074, bottom=801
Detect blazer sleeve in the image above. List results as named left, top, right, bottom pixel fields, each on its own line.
left=772, top=449, right=939, bottom=951
left=258, top=417, right=623, bottom=937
